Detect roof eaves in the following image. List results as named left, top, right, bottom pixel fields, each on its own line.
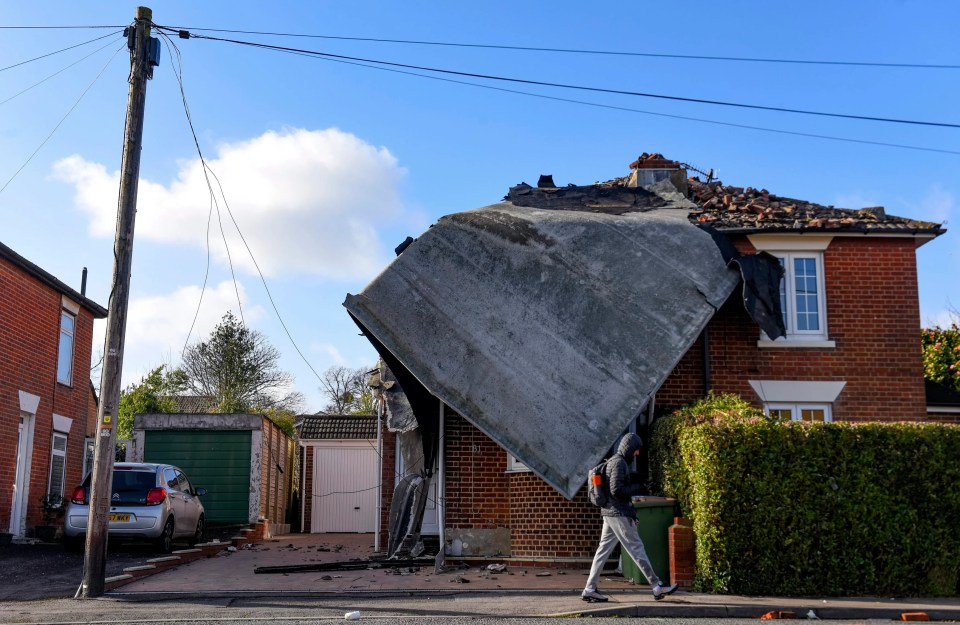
left=0, top=240, right=108, bottom=318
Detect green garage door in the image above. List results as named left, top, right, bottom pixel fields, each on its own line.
left=144, top=430, right=251, bottom=523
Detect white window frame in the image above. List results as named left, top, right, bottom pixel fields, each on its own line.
left=749, top=235, right=834, bottom=349
left=506, top=454, right=531, bottom=473
left=766, top=402, right=832, bottom=423
left=776, top=252, right=827, bottom=340
left=48, top=432, right=68, bottom=498
left=57, top=310, right=76, bottom=385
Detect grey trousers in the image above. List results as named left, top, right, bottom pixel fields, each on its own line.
left=584, top=515, right=661, bottom=591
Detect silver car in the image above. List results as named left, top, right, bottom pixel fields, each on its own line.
left=63, top=462, right=206, bottom=553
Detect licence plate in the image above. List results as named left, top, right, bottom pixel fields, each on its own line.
left=110, top=513, right=131, bottom=522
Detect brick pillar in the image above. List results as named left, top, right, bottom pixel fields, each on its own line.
left=669, top=517, right=695, bottom=589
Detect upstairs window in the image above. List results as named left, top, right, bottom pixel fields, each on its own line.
left=749, top=235, right=834, bottom=348
left=776, top=253, right=826, bottom=339
left=57, top=311, right=75, bottom=385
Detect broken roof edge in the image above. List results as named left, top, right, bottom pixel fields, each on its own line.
left=344, top=276, right=734, bottom=500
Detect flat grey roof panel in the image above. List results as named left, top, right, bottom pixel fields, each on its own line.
left=345, top=199, right=739, bottom=498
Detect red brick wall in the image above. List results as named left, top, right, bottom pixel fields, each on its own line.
left=657, top=236, right=927, bottom=421
left=0, top=256, right=97, bottom=534
left=377, top=422, right=396, bottom=549
left=508, top=472, right=601, bottom=558
left=926, top=411, right=960, bottom=424
left=302, top=445, right=314, bottom=532
left=442, top=407, right=510, bottom=531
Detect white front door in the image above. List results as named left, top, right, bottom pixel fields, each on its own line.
left=10, top=414, right=31, bottom=536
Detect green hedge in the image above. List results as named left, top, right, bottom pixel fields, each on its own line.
left=650, top=394, right=960, bottom=596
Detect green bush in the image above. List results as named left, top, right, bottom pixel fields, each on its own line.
left=650, top=395, right=960, bottom=596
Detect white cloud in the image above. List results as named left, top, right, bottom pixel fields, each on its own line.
left=93, top=281, right=264, bottom=387
left=54, top=128, right=409, bottom=280
left=312, top=342, right=346, bottom=364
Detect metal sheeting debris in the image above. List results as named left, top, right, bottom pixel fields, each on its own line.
left=345, top=197, right=740, bottom=499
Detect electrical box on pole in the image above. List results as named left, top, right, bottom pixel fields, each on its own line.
left=80, top=6, right=157, bottom=598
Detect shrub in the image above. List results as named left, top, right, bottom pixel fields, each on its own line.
left=657, top=412, right=960, bottom=596
left=649, top=392, right=765, bottom=516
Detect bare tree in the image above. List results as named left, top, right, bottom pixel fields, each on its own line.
left=180, top=312, right=303, bottom=413
left=319, top=365, right=374, bottom=414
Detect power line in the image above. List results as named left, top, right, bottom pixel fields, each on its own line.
left=158, top=33, right=245, bottom=344
left=0, top=43, right=125, bottom=196
left=156, top=25, right=960, bottom=70
left=157, top=33, right=326, bottom=387
left=163, top=30, right=960, bottom=130
left=1, top=35, right=122, bottom=106
left=0, top=31, right=122, bottom=73
left=0, top=25, right=122, bottom=29
left=222, top=37, right=960, bottom=157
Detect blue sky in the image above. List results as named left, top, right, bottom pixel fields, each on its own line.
left=2, top=2, right=957, bottom=412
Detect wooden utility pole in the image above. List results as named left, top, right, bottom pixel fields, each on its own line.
left=81, top=6, right=155, bottom=598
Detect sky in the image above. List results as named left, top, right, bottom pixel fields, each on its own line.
left=1, top=2, right=957, bottom=413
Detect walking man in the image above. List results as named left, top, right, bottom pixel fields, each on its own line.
left=582, top=432, right=678, bottom=603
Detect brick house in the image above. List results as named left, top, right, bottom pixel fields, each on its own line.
left=343, top=155, right=945, bottom=563
left=1, top=241, right=107, bottom=538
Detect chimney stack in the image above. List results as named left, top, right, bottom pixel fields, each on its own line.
left=626, top=153, right=687, bottom=194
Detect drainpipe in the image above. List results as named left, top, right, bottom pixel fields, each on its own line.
left=299, top=442, right=306, bottom=534
left=374, top=400, right=383, bottom=553
left=437, top=399, right=446, bottom=565
left=701, top=327, right=712, bottom=396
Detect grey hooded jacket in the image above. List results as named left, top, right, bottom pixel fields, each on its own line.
left=601, top=432, right=644, bottom=518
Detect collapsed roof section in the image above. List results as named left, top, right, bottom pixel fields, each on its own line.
left=344, top=177, right=741, bottom=498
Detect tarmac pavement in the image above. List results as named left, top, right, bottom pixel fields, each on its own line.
left=82, top=532, right=960, bottom=620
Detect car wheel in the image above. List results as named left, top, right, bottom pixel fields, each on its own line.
left=155, top=518, right=174, bottom=554
left=188, top=515, right=204, bottom=547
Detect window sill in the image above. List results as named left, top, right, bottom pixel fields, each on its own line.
left=757, top=338, right=836, bottom=349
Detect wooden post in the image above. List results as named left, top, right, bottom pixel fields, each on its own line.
left=80, top=6, right=154, bottom=598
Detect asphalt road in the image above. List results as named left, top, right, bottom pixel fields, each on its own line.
left=0, top=524, right=245, bottom=601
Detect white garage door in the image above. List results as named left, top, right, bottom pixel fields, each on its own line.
left=311, top=442, right=378, bottom=533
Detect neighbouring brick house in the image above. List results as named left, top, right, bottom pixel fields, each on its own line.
left=345, top=155, right=946, bottom=566
left=1, top=241, right=107, bottom=538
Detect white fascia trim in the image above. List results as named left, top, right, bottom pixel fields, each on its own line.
left=749, top=380, right=847, bottom=403
left=52, top=413, right=73, bottom=434
left=19, top=390, right=41, bottom=415
left=61, top=295, right=80, bottom=315
left=748, top=234, right=833, bottom=252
